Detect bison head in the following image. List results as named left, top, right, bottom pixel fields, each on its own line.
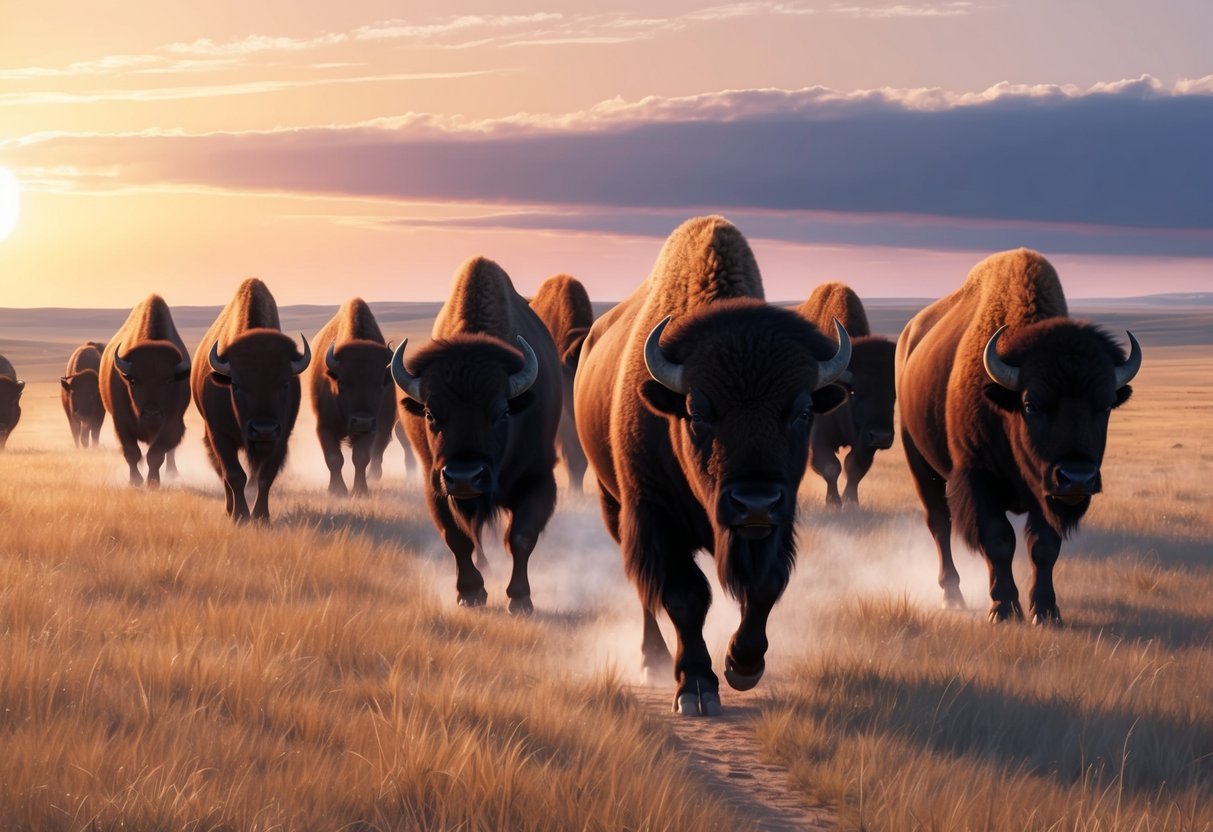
left=60, top=369, right=104, bottom=423
left=982, top=319, right=1140, bottom=531
left=0, top=375, right=24, bottom=448
left=114, top=341, right=190, bottom=429
left=209, top=330, right=310, bottom=444
left=841, top=337, right=897, bottom=450
left=640, top=301, right=849, bottom=593
left=324, top=340, right=393, bottom=435
left=391, top=334, right=538, bottom=521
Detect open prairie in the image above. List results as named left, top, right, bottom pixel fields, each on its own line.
left=1, top=299, right=1210, bottom=831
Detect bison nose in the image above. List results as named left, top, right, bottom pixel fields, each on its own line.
left=442, top=462, right=490, bottom=499
left=722, top=483, right=786, bottom=535
left=349, top=414, right=377, bottom=434
left=865, top=428, right=895, bottom=449
left=247, top=419, right=281, bottom=442
left=1054, top=462, right=1100, bottom=495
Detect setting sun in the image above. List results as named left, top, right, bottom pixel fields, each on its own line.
left=0, top=167, right=19, bottom=243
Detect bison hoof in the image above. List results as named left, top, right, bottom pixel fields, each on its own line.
left=674, top=690, right=723, bottom=717
left=508, top=596, right=534, bottom=616
left=724, top=666, right=764, bottom=692
left=987, top=600, right=1024, bottom=623
left=457, top=589, right=488, bottom=608
left=941, top=587, right=966, bottom=611
left=1032, top=606, right=1064, bottom=627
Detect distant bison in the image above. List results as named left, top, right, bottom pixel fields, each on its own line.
left=192, top=279, right=310, bottom=521
left=574, top=216, right=850, bottom=716
left=897, top=249, right=1140, bottom=623
left=530, top=274, right=594, bottom=493
left=0, top=353, right=25, bottom=450
left=101, top=297, right=191, bottom=486
left=795, top=283, right=896, bottom=505
left=393, top=257, right=561, bottom=614
left=61, top=342, right=106, bottom=448
left=308, top=298, right=395, bottom=496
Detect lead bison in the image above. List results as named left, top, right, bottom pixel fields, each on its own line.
left=309, top=298, right=395, bottom=496
left=101, top=297, right=191, bottom=486
left=192, top=279, right=310, bottom=521
left=61, top=342, right=106, bottom=448
left=530, top=273, right=593, bottom=493
left=0, top=353, right=24, bottom=450
left=392, top=257, right=561, bottom=614
left=574, top=216, right=850, bottom=716
left=897, top=249, right=1140, bottom=624
left=795, top=282, right=896, bottom=505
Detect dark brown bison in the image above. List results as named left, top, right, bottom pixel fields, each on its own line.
left=61, top=342, right=106, bottom=448
left=192, top=278, right=310, bottom=521
left=795, top=282, right=896, bottom=505
left=308, top=298, right=395, bottom=496
left=897, top=249, right=1141, bottom=624
left=392, top=257, right=561, bottom=614
left=574, top=216, right=850, bottom=716
left=0, top=353, right=24, bottom=450
left=530, top=273, right=594, bottom=493
left=101, top=297, right=191, bottom=486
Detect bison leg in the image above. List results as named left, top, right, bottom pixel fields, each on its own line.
left=248, top=445, right=287, bottom=522
left=725, top=567, right=789, bottom=692
left=809, top=442, right=843, bottom=506
left=841, top=447, right=877, bottom=504
left=210, top=435, right=250, bottom=520
left=903, top=429, right=964, bottom=609
left=118, top=434, right=144, bottom=486
left=560, top=421, right=588, bottom=495
left=431, top=494, right=487, bottom=607
left=966, top=473, right=1022, bottom=622
left=502, top=472, right=557, bottom=616
left=145, top=445, right=167, bottom=490
left=641, top=608, right=673, bottom=680
left=318, top=427, right=348, bottom=496
left=1026, top=509, right=1063, bottom=626
left=368, top=421, right=392, bottom=483
left=350, top=434, right=373, bottom=497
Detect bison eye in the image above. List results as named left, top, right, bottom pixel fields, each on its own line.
left=424, top=409, right=436, bottom=425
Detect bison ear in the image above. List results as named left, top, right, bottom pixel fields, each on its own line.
left=561, top=328, right=590, bottom=372
left=508, top=390, right=536, bottom=415
left=1112, top=384, right=1133, bottom=409
left=210, top=371, right=233, bottom=387
left=60, top=376, right=72, bottom=391
left=640, top=380, right=686, bottom=419
left=400, top=398, right=425, bottom=416
left=810, top=383, right=848, bottom=415
left=982, top=383, right=1021, bottom=413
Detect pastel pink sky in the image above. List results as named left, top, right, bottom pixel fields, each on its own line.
left=1, top=1, right=1211, bottom=306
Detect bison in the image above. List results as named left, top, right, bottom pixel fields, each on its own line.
left=794, top=283, right=896, bottom=505
left=62, top=342, right=107, bottom=448
left=101, top=297, right=191, bottom=486
left=896, top=249, right=1141, bottom=624
left=0, top=353, right=24, bottom=450
left=392, top=257, right=561, bottom=614
left=308, top=298, right=395, bottom=496
left=574, top=216, right=850, bottom=716
left=192, top=278, right=310, bottom=521
left=530, top=274, right=594, bottom=493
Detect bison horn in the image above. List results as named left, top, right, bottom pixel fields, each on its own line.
left=390, top=339, right=425, bottom=402
left=644, top=316, right=688, bottom=395
left=208, top=341, right=232, bottom=377
left=290, top=334, right=311, bottom=375
left=815, top=318, right=852, bottom=391
left=507, top=337, right=539, bottom=399
left=1114, top=331, right=1142, bottom=389
left=983, top=325, right=1021, bottom=392
left=174, top=349, right=190, bottom=376
left=114, top=343, right=135, bottom=377
left=325, top=342, right=339, bottom=374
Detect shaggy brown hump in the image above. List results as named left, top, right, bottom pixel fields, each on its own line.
left=434, top=257, right=519, bottom=341
left=642, top=216, right=764, bottom=318
left=334, top=297, right=386, bottom=346
left=797, top=281, right=872, bottom=337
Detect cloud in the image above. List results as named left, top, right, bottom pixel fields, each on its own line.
left=5, top=76, right=1211, bottom=252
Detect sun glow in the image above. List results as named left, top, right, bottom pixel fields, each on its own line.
left=0, top=168, right=20, bottom=243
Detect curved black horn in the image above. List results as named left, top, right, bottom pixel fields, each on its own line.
left=208, top=341, right=232, bottom=377
left=815, top=318, right=852, bottom=391
left=324, top=342, right=339, bottom=374
left=114, top=343, right=135, bottom=377
left=507, top=337, right=539, bottom=399
left=1114, top=331, right=1142, bottom=389
left=644, top=316, right=688, bottom=394
left=390, top=339, right=424, bottom=402
left=983, top=325, right=1021, bottom=391
left=290, top=334, right=311, bottom=375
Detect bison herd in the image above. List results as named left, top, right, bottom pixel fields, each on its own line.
left=0, top=215, right=1141, bottom=716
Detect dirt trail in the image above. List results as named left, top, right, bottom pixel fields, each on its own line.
left=631, top=685, right=837, bottom=831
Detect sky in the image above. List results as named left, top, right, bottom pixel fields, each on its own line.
left=0, top=0, right=1211, bottom=307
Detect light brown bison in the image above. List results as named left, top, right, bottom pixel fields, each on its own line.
left=0, top=353, right=24, bottom=450
left=61, top=342, right=106, bottom=448
left=530, top=273, right=594, bottom=493
left=101, top=297, right=191, bottom=486
left=897, top=249, right=1141, bottom=624
left=392, top=257, right=561, bottom=614
left=574, top=216, right=850, bottom=716
left=192, top=279, right=310, bottom=521
left=308, top=298, right=395, bottom=496
left=795, top=282, right=896, bottom=505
